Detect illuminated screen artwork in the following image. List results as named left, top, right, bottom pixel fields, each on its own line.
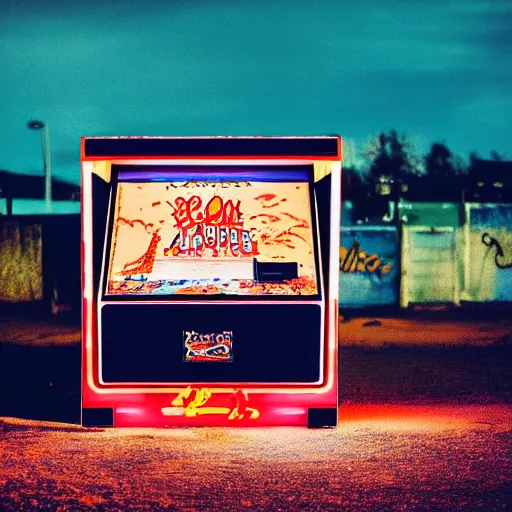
left=184, top=331, right=233, bottom=363
left=106, top=169, right=319, bottom=297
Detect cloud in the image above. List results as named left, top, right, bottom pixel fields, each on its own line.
left=0, top=0, right=511, bottom=181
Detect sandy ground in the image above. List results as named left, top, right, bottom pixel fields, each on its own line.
left=339, top=316, right=512, bottom=347
left=0, top=317, right=81, bottom=346
left=1, top=313, right=512, bottom=347
left=1, top=404, right=511, bottom=511
left=1, top=313, right=511, bottom=510
left=1, top=313, right=511, bottom=426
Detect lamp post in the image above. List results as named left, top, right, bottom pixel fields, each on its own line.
left=27, top=120, right=52, bottom=213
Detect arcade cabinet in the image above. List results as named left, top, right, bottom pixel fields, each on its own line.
left=81, top=136, right=342, bottom=428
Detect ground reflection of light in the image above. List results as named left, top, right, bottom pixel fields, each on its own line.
left=116, top=407, right=144, bottom=415
left=274, top=407, right=306, bottom=415
left=2, top=404, right=510, bottom=512
left=339, top=404, right=476, bottom=432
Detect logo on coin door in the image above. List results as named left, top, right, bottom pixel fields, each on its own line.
left=184, top=331, right=233, bottom=363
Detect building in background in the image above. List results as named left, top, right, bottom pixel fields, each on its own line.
left=0, top=169, right=80, bottom=215
left=466, top=158, right=512, bottom=203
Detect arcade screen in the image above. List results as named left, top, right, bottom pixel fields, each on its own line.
left=105, top=167, right=319, bottom=297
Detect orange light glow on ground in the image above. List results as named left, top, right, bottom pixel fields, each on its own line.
left=1, top=404, right=510, bottom=511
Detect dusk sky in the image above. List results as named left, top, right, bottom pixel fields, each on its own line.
left=1, top=0, right=511, bottom=184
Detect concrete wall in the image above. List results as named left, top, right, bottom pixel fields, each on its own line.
left=0, top=219, right=43, bottom=302
left=0, top=215, right=80, bottom=310
left=339, top=227, right=400, bottom=308
left=463, top=203, right=512, bottom=302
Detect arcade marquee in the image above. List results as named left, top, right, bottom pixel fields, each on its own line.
left=81, top=136, right=342, bottom=428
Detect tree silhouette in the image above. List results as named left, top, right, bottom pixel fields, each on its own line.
left=342, top=165, right=368, bottom=200
left=490, top=150, right=505, bottom=161
left=425, top=142, right=456, bottom=178
left=363, top=130, right=422, bottom=201
left=365, top=130, right=421, bottom=183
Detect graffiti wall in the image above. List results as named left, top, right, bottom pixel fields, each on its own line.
left=0, top=220, right=43, bottom=302
left=464, top=204, right=512, bottom=302
left=340, top=202, right=512, bottom=308
left=339, top=227, right=399, bottom=307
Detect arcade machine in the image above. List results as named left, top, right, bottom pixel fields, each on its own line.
left=81, top=136, right=342, bottom=428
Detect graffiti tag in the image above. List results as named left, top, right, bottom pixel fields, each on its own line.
left=339, top=241, right=394, bottom=276
left=165, top=195, right=258, bottom=258
left=481, top=233, right=512, bottom=269
left=184, top=330, right=233, bottom=362
left=171, top=195, right=243, bottom=230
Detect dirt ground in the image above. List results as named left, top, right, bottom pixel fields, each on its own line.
left=0, top=311, right=511, bottom=423
left=339, top=316, right=512, bottom=347
left=1, top=311, right=511, bottom=510
left=1, top=340, right=511, bottom=427
left=1, top=404, right=511, bottom=511
left=0, top=316, right=81, bottom=347
left=1, top=308, right=512, bottom=348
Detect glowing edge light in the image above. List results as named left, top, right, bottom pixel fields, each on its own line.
left=83, top=156, right=340, bottom=396
left=96, top=161, right=324, bottom=387
left=325, top=161, right=341, bottom=399
left=96, top=300, right=324, bottom=388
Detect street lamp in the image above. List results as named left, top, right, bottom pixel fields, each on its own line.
left=27, top=119, right=52, bottom=213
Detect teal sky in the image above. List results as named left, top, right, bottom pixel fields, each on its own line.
left=1, top=0, right=511, bottom=184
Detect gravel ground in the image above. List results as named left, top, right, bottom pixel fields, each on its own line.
left=1, top=311, right=512, bottom=347
left=1, top=405, right=511, bottom=511
left=1, top=313, right=511, bottom=510
left=339, top=316, right=512, bottom=346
